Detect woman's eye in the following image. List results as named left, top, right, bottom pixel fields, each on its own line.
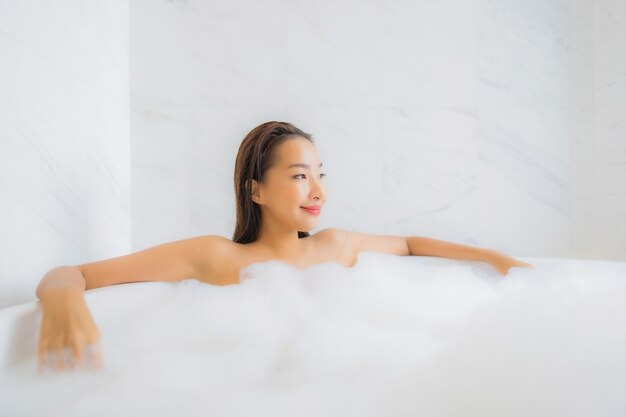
left=294, top=173, right=327, bottom=179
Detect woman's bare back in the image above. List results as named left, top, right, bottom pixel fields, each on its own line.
left=203, top=229, right=354, bottom=285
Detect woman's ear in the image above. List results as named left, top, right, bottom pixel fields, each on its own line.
left=248, top=179, right=260, bottom=204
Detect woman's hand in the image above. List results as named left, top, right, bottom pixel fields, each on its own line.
left=485, top=250, right=534, bottom=276
left=38, top=288, right=103, bottom=373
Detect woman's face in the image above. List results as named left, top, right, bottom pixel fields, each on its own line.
left=252, top=137, right=327, bottom=231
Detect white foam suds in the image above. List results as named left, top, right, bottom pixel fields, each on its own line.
left=1, top=252, right=624, bottom=417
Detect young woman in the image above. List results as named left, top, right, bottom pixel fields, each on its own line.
left=35, top=121, right=532, bottom=373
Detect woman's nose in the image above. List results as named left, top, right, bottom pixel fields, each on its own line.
left=310, top=177, right=325, bottom=200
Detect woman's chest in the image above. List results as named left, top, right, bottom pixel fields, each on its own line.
left=209, top=236, right=355, bottom=285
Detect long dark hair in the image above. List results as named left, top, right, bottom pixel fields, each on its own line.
left=232, top=121, right=314, bottom=244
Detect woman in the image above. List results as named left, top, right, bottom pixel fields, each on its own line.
left=35, top=121, right=532, bottom=373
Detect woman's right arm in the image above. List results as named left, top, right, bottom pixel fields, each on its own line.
left=35, top=234, right=228, bottom=373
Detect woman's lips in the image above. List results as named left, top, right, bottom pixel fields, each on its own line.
left=301, top=207, right=321, bottom=216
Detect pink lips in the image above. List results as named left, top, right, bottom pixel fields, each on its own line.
left=301, top=206, right=321, bottom=216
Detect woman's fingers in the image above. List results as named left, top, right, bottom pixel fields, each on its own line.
left=54, top=345, right=65, bottom=371
left=37, top=297, right=103, bottom=374
left=491, top=255, right=534, bottom=276
left=516, top=260, right=533, bottom=269
left=71, top=339, right=84, bottom=368
left=84, top=343, right=104, bottom=370
left=63, top=346, right=75, bottom=369
left=38, top=342, right=103, bottom=373
left=39, top=349, right=54, bottom=373
left=38, top=342, right=46, bottom=373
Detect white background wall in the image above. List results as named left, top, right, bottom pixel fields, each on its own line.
left=1, top=0, right=625, bottom=309
left=1, top=0, right=131, bottom=308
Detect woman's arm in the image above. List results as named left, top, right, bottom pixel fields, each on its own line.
left=406, top=236, right=532, bottom=275
left=406, top=236, right=533, bottom=275
left=406, top=236, right=491, bottom=261
left=318, top=229, right=531, bottom=276
left=37, top=234, right=224, bottom=298
left=70, top=235, right=226, bottom=291
left=35, top=234, right=227, bottom=373
left=36, top=266, right=86, bottom=300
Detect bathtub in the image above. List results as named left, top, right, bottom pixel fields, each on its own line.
left=0, top=252, right=624, bottom=417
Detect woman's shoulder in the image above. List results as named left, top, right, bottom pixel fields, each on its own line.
left=312, top=228, right=354, bottom=261
left=313, top=228, right=354, bottom=251
left=192, top=234, right=238, bottom=277
left=195, top=234, right=235, bottom=251
left=178, top=234, right=229, bottom=261
left=313, top=227, right=348, bottom=242
left=312, top=227, right=349, bottom=239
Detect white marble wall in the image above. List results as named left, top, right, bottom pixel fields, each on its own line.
left=0, top=0, right=131, bottom=308
left=571, top=0, right=626, bottom=261
left=130, top=0, right=625, bottom=259
left=1, top=0, right=624, bottom=308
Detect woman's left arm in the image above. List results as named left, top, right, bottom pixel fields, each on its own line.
left=406, top=236, right=533, bottom=276
left=319, top=229, right=532, bottom=276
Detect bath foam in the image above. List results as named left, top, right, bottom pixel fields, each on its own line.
left=0, top=252, right=624, bottom=417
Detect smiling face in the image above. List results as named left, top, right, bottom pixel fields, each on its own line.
left=250, top=137, right=327, bottom=232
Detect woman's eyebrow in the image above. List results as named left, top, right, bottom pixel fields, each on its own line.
left=287, top=162, right=323, bottom=169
